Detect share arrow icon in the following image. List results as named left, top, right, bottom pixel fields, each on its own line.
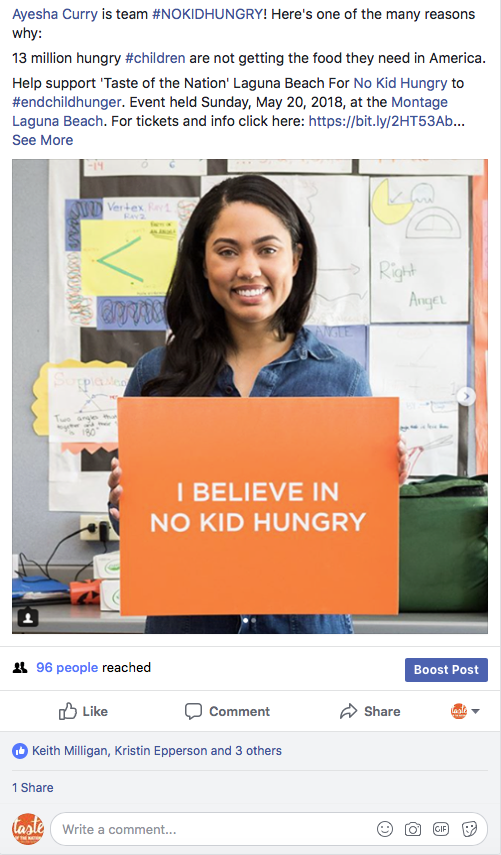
left=340, top=703, right=358, bottom=719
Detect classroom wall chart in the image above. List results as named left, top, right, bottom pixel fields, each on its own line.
left=39, top=159, right=487, bottom=512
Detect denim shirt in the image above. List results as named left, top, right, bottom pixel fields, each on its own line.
left=113, top=327, right=371, bottom=634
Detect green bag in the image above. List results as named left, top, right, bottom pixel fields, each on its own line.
left=399, top=475, right=488, bottom=612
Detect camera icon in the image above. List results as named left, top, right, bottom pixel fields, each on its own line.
left=405, top=822, right=421, bottom=836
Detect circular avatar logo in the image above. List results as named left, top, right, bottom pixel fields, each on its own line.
left=451, top=703, right=467, bottom=719
left=12, top=814, right=44, bottom=845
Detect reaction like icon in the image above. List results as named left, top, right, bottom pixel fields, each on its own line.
left=12, top=743, right=29, bottom=759
left=59, top=703, right=78, bottom=720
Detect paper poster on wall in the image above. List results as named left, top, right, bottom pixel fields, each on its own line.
left=84, top=159, right=207, bottom=176
left=229, top=159, right=352, bottom=173
left=32, top=358, right=128, bottom=435
left=308, top=227, right=370, bottom=325
left=49, top=442, right=111, bottom=512
left=360, top=159, right=484, bottom=176
left=306, top=325, right=368, bottom=370
left=50, top=161, right=93, bottom=341
left=369, top=325, right=468, bottom=403
left=64, top=198, right=102, bottom=327
left=201, top=174, right=293, bottom=197
left=96, top=296, right=167, bottom=331
left=400, top=400, right=459, bottom=477
left=81, top=220, right=177, bottom=296
left=202, top=175, right=368, bottom=227
left=292, top=175, right=368, bottom=227
left=103, top=197, right=198, bottom=235
left=370, top=176, right=469, bottom=322
left=61, top=442, right=118, bottom=454
left=308, top=272, right=369, bottom=325
left=65, top=252, right=96, bottom=327
left=65, top=199, right=102, bottom=251
left=48, top=366, right=133, bottom=443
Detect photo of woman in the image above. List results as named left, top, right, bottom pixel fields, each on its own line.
left=108, top=174, right=409, bottom=634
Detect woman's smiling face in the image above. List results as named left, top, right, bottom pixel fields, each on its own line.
left=204, top=201, right=301, bottom=329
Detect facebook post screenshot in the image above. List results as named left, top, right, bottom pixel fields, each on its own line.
left=5, top=0, right=499, bottom=851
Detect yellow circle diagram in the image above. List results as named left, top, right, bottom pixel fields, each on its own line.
left=372, top=179, right=414, bottom=225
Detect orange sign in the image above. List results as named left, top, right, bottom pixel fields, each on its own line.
left=118, top=397, right=399, bottom=616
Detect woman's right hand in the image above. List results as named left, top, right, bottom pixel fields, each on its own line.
left=108, top=457, right=122, bottom=521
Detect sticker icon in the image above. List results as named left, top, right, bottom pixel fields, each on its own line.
left=12, top=814, right=44, bottom=845
left=451, top=703, right=467, bottom=719
left=462, top=821, right=477, bottom=837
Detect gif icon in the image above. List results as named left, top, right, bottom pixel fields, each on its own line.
left=433, top=823, right=449, bottom=836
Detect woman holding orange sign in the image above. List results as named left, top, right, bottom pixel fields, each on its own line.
left=108, top=175, right=408, bottom=633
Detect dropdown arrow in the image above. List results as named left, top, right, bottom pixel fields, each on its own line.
left=471, top=709, right=480, bottom=714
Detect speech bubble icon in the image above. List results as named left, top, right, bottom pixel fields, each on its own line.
left=185, top=703, right=202, bottom=720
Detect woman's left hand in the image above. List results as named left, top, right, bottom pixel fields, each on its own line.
left=398, top=435, right=409, bottom=485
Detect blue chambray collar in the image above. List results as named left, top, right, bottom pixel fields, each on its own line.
left=269, top=327, right=336, bottom=365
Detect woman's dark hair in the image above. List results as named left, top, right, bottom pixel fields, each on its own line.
left=142, top=174, right=317, bottom=397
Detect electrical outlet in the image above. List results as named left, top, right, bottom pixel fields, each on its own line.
left=80, top=515, right=119, bottom=541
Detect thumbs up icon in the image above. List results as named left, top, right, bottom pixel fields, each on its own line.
left=59, top=702, right=77, bottom=720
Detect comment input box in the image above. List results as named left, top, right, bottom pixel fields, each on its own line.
left=51, top=812, right=487, bottom=845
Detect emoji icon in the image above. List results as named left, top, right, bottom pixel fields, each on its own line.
left=377, top=821, right=393, bottom=837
